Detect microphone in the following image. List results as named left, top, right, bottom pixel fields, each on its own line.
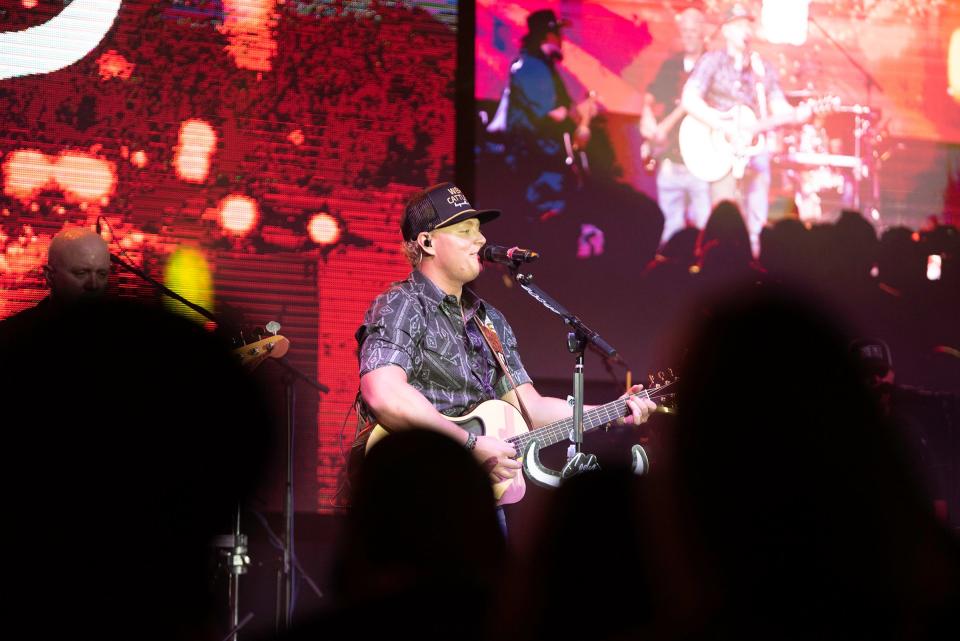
left=95, top=216, right=102, bottom=235
left=479, top=244, right=540, bottom=265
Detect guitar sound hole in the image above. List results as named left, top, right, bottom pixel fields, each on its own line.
left=458, top=416, right=485, bottom=436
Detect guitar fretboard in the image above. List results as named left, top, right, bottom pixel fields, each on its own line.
left=506, top=387, right=663, bottom=454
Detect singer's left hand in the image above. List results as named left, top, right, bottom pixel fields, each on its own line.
left=618, top=384, right=656, bottom=426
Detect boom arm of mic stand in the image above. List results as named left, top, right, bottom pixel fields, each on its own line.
left=513, top=271, right=627, bottom=368
left=808, top=15, right=883, bottom=97
left=267, top=357, right=329, bottom=393
left=109, top=253, right=221, bottom=325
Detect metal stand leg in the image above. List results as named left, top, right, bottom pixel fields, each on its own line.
left=216, top=504, right=251, bottom=641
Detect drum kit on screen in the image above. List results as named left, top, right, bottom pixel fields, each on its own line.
left=772, top=89, right=889, bottom=222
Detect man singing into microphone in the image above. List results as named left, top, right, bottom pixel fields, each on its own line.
left=355, top=182, right=655, bottom=531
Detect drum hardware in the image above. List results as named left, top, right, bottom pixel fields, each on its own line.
left=773, top=96, right=884, bottom=219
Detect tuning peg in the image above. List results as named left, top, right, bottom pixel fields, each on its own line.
left=265, top=321, right=281, bottom=336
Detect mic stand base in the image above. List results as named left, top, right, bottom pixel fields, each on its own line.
left=560, top=451, right=601, bottom=479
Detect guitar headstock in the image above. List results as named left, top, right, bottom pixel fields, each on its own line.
left=799, top=94, right=841, bottom=121
left=232, top=326, right=290, bottom=371
left=577, top=90, right=600, bottom=119
left=646, top=368, right=679, bottom=414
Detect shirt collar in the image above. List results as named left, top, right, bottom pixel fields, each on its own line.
left=410, top=269, right=484, bottom=318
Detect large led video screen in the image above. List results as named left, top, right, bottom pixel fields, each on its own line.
left=1, top=0, right=459, bottom=512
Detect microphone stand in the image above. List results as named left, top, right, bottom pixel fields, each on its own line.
left=108, top=251, right=329, bottom=637
left=507, top=262, right=625, bottom=480
left=808, top=14, right=883, bottom=213
left=265, top=356, right=328, bottom=634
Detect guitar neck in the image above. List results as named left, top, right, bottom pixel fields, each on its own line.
left=753, top=110, right=797, bottom=135
left=660, top=103, right=687, bottom=134
left=508, top=391, right=650, bottom=452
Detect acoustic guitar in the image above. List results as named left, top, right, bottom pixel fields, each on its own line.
left=678, top=96, right=837, bottom=182
left=363, top=379, right=676, bottom=506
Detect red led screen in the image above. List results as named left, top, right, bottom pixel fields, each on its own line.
left=0, top=0, right=458, bottom=512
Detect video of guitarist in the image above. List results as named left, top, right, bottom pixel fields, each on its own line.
left=474, top=0, right=958, bottom=360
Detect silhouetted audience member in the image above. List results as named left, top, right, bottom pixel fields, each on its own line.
left=822, top=210, right=883, bottom=328
left=663, top=286, right=960, bottom=640
left=851, top=337, right=960, bottom=528
left=877, top=226, right=926, bottom=296
left=759, top=217, right=813, bottom=285
left=0, top=299, right=273, bottom=641
left=292, top=429, right=506, bottom=641
left=830, top=209, right=879, bottom=283
left=501, top=467, right=663, bottom=641
left=644, top=226, right=699, bottom=277
left=692, top=200, right=761, bottom=289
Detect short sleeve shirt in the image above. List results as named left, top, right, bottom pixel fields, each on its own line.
left=357, top=269, right=532, bottom=419
left=647, top=51, right=696, bottom=162
left=684, top=50, right=785, bottom=114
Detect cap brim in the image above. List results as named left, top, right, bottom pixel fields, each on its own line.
left=723, top=14, right=754, bottom=24
left=434, top=208, right=501, bottom=230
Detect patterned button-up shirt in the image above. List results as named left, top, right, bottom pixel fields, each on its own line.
left=684, top=50, right=785, bottom=114
left=357, top=269, right=531, bottom=421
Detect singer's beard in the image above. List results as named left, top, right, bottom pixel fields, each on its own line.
left=540, top=43, right=563, bottom=62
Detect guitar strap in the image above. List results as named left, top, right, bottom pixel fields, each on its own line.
left=751, top=52, right=769, bottom=149
left=473, top=314, right=535, bottom=429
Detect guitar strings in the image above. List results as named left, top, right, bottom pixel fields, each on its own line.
left=505, top=380, right=678, bottom=451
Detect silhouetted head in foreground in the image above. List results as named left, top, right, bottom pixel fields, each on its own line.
left=328, top=428, right=505, bottom=640
left=1, top=298, right=274, bottom=641
left=666, top=285, right=960, bottom=640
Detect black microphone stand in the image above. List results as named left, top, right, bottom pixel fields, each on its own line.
left=808, top=14, right=884, bottom=213
left=108, top=251, right=329, bottom=637
left=506, top=262, right=626, bottom=481
left=265, top=355, right=328, bottom=634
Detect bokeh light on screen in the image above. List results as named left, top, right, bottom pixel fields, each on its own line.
left=760, top=0, right=809, bottom=46
left=130, top=150, right=148, bottom=169
left=174, top=119, right=218, bottom=184
left=163, top=247, right=214, bottom=324
left=96, top=49, right=135, bottom=81
left=3, top=150, right=116, bottom=205
left=51, top=152, right=116, bottom=204
left=0, top=1, right=459, bottom=512
left=307, top=213, right=341, bottom=246
left=220, top=0, right=280, bottom=72
left=3, top=150, right=50, bottom=203
left=218, top=195, right=259, bottom=236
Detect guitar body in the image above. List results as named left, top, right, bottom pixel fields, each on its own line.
left=679, top=97, right=837, bottom=183
left=679, top=104, right=761, bottom=182
left=359, top=379, right=678, bottom=507
left=365, top=399, right=530, bottom=506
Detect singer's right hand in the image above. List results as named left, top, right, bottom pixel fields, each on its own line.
left=474, top=435, right=520, bottom=482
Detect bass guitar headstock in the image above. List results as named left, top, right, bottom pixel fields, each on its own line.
left=232, top=321, right=289, bottom=371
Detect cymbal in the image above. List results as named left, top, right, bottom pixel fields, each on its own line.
left=785, top=89, right=816, bottom=98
